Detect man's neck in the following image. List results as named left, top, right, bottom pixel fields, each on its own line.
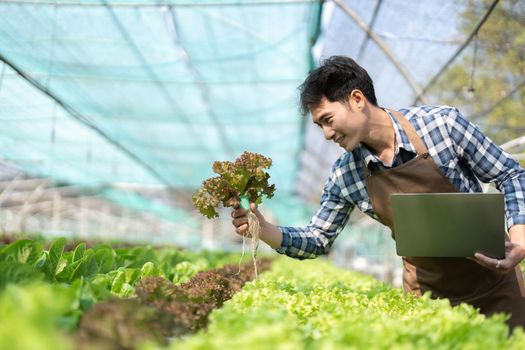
left=362, top=106, right=396, bottom=165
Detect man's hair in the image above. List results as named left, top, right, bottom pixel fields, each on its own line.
left=298, top=56, right=378, bottom=116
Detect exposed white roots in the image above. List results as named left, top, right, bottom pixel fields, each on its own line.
left=247, top=211, right=260, bottom=278
left=237, top=210, right=260, bottom=278
left=238, top=235, right=246, bottom=274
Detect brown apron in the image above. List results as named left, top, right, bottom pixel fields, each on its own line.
left=363, top=110, right=525, bottom=330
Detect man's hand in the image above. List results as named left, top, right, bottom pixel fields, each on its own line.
left=231, top=203, right=266, bottom=236
left=472, top=241, right=525, bottom=274
left=231, top=203, right=283, bottom=249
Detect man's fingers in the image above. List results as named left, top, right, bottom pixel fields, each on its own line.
left=235, top=224, right=249, bottom=235
left=231, top=208, right=249, bottom=219
left=473, top=252, right=509, bottom=273
left=473, top=253, right=495, bottom=268
left=232, top=217, right=248, bottom=227
left=474, top=252, right=500, bottom=269
left=230, top=207, right=252, bottom=237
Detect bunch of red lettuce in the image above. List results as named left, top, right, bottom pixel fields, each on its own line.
left=192, top=152, right=275, bottom=219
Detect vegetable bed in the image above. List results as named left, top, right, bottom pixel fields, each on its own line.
left=173, top=258, right=525, bottom=350
left=0, top=237, right=263, bottom=350
left=2, top=237, right=524, bottom=349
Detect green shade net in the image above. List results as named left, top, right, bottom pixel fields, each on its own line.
left=100, top=188, right=199, bottom=228
left=0, top=0, right=322, bottom=224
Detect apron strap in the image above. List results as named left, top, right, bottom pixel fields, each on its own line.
left=361, top=110, right=429, bottom=178
left=388, top=110, right=428, bottom=156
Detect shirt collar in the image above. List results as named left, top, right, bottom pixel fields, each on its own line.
left=359, top=109, right=417, bottom=167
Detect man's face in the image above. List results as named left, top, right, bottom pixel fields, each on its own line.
left=311, top=95, right=368, bottom=152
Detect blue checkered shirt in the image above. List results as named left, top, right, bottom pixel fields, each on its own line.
left=276, top=105, right=525, bottom=259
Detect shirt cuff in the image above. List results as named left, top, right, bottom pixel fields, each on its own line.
left=508, top=214, right=525, bottom=229
left=274, top=226, right=290, bottom=255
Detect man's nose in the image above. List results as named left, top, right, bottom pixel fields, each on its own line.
left=322, top=126, right=335, bottom=140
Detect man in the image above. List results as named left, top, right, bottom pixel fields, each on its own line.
left=231, top=56, right=525, bottom=329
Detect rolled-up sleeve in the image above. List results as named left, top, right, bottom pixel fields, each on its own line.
left=446, top=108, right=525, bottom=228
left=275, top=161, right=354, bottom=259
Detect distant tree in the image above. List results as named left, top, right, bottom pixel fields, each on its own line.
left=428, top=0, right=524, bottom=153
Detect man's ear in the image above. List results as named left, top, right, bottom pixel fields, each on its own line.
left=349, top=90, right=365, bottom=110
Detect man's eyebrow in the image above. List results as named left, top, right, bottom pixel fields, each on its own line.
left=316, top=112, right=331, bottom=124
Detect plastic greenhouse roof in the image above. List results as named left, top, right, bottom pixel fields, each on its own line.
left=296, top=0, right=505, bottom=202
left=0, top=0, right=516, bottom=225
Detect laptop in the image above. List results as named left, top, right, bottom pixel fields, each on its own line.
left=391, top=193, right=506, bottom=258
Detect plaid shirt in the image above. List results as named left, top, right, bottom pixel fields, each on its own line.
left=276, top=105, right=525, bottom=259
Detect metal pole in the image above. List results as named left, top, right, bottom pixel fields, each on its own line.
left=332, top=0, right=427, bottom=104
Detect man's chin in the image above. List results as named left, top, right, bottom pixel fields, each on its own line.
left=341, top=143, right=356, bottom=152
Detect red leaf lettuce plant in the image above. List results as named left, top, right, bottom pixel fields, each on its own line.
left=192, top=152, right=275, bottom=278
left=192, top=151, right=275, bottom=219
